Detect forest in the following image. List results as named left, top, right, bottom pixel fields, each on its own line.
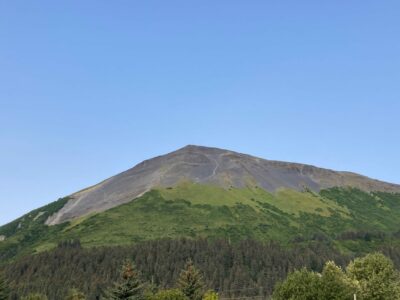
left=2, top=238, right=400, bottom=299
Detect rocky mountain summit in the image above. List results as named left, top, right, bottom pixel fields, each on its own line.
left=46, top=145, right=400, bottom=225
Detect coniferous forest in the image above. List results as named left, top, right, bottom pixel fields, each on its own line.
left=2, top=238, right=400, bottom=299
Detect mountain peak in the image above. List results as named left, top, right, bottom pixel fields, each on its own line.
left=176, top=144, right=231, bottom=154
left=46, top=146, right=400, bottom=225
left=179, top=144, right=206, bottom=150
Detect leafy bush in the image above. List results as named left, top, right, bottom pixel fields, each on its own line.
left=151, top=289, right=188, bottom=300
left=273, top=253, right=400, bottom=300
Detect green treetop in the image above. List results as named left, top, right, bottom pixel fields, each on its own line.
left=273, top=253, right=400, bottom=300
left=272, top=268, right=320, bottom=300
left=318, top=261, right=358, bottom=300
left=177, top=260, right=205, bottom=300
left=105, top=260, right=144, bottom=300
left=347, top=252, right=400, bottom=300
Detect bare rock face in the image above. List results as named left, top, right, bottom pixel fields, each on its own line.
left=46, top=145, right=400, bottom=225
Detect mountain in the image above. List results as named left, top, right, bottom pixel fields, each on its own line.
left=46, top=145, right=400, bottom=225
left=1, top=145, right=400, bottom=262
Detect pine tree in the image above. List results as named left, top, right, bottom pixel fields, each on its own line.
left=177, top=260, right=204, bottom=300
left=105, top=260, right=144, bottom=300
left=0, top=274, right=9, bottom=300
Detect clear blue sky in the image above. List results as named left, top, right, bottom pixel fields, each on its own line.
left=1, top=1, right=399, bottom=225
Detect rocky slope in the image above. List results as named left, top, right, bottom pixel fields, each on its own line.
left=46, top=145, right=400, bottom=225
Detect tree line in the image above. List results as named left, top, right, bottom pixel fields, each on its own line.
left=2, top=238, right=400, bottom=299
left=2, top=252, right=400, bottom=300
left=2, top=258, right=211, bottom=300
left=1, top=238, right=349, bottom=299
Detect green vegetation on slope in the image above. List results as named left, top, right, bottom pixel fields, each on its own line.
left=0, top=197, right=69, bottom=260
left=321, top=187, right=400, bottom=231
left=60, top=183, right=354, bottom=247
left=62, top=189, right=295, bottom=246
left=158, top=181, right=348, bottom=217
left=1, top=184, right=400, bottom=262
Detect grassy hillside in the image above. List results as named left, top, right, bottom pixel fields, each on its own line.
left=0, top=198, right=70, bottom=260
left=1, top=183, right=400, bottom=262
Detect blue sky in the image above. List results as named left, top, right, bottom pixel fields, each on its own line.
left=1, top=1, right=399, bottom=225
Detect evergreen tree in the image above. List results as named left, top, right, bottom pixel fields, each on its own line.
left=177, top=260, right=205, bottom=300
left=65, top=288, right=86, bottom=300
left=0, top=274, right=9, bottom=300
left=105, top=260, right=144, bottom=300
